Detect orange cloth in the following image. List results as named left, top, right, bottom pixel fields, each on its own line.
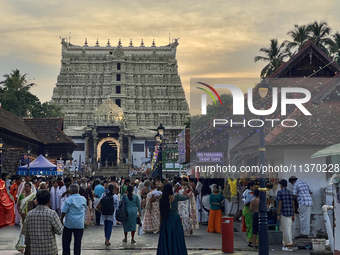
left=10, top=183, right=19, bottom=202
left=207, top=209, right=222, bottom=233
left=0, top=179, right=15, bottom=228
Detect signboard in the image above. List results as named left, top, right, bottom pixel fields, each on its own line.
left=165, top=163, right=174, bottom=169
left=196, top=152, right=224, bottom=162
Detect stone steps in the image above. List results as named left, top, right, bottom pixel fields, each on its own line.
left=95, top=165, right=130, bottom=178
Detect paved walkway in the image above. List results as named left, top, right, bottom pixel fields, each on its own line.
left=0, top=223, right=311, bottom=254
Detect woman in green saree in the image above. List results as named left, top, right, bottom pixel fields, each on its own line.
left=15, top=182, right=36, bottom=253
left=242, top=182, right=256, bottom=247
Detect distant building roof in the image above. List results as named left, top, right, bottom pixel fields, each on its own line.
left=270, top=40, right=340, bottom=78
left=23, top=118, right=76, bottom=146
left=0, top=108, right=42, bottom=142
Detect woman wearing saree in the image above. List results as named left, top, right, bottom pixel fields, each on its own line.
left=140, top=180, right=150, bottom=221
left=242, top=182, right=256, bottom=247
left=15, top=182, right=36, bottom=253
left=178, top=178, right=199, bottom=235
left=157, top=183, right=189, bottom=255
left=143, top=181, right=161, bottom=233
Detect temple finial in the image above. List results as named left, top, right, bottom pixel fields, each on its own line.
left=129, top=39, right=133, bottom=47
left=96, top=39, right=99, bottom=46
left=140, top=39, right=144, bottom=47
left=152, top=39, right=156, bottom=47
left=107, top=39, right=110, bottom=47
left=84, top=38, right=88, bottom=46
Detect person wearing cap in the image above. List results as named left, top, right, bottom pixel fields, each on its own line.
left=277, top=179, right=295, bottom=251
left=289, top=176, right=312, bottom=238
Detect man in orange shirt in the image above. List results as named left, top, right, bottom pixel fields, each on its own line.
left=10, top=176, right=22, bottom=224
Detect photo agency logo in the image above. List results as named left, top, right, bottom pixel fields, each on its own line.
left=196, top=80, right=312, bottom=128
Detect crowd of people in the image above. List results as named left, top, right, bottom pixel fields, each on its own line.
left=2, top=174, right=226, bottom=255
left=241, top=176, right=313, bottom=252
left=2, top=173, right=314, bottom=254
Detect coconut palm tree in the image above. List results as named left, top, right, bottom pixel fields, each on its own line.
left=307, top=21, right=333, bottom=55
left=254, top=39, right=290, bottom=77
left=0, top=69, right=36, bottom=117
left=330, top=32, right=340, bottom=65
left=285, top=24, right=310, bottom=56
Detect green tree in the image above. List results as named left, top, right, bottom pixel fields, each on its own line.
left=31, top=101, right=64, bottom=118
left=307, top=21, right=334, bottom=54
left=0, top=69, right=36, bottom=117
left=330, top=32, right=340, bottom=65
left=285, top=24, right=310, bottom=55
left=254, top=39, right=290, bottom=77
left=0, top=69, right=64, bottom=118
left=189, top=94, right=233, bottom=134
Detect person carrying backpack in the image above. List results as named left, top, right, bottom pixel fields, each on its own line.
left=99, top=184, right=119, bottom=246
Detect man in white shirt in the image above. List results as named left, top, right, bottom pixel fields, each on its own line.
left=50, top=180, right=62, bottom=216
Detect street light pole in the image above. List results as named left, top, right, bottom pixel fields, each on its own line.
left=74, top=160, right=77, bottom=178
left=157, top=124, right=165, bottom=178
left=258, top=78, right=270, bottom=255
left=0, top=138, right=4, bottom=178
left=27, top=145, right=31, bottom=176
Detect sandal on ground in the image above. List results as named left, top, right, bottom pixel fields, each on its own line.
left=282, top=246, right=293, bottom=251
left=131, top=239, right=136, bottom=244
left=122, top=238, right=127, bottom=243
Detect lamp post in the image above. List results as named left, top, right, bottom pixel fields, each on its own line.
left=153, top=123, right=165, bottom=178
left=74, top=160, right=77, bottom=178
left=258, top=78, right=270, bottom=255
left=0, top=138, right=4, bottom=178
left=27, top=145, right=31, bottom=176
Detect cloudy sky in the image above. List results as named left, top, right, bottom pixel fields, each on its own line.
left=1, top=0, right=340, bottom=107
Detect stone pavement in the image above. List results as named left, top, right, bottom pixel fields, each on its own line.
left=0, top=222, right=311, bottom=255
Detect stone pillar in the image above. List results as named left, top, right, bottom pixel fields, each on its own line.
left=128, top=136, right=132, bottom=167
left=93, top=130, right=98, bottom=171
left=85, top=136, right=89, bottom=163
left=118, top=132, right=123, bottom=166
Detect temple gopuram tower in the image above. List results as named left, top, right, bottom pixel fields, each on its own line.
left=52, top=38, right=189, bottom=176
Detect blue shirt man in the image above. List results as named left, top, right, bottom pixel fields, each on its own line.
left=95, top=182, right=105, bottom=198
left=61, top=184, right=87, bottom=255
left=94, top=179, right=105, bottom=225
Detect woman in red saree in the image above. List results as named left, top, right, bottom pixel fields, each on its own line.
left=143, top=181, right=161, bottom=233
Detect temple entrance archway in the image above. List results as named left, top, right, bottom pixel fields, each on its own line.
left=97, top=137, right=120, bottom=166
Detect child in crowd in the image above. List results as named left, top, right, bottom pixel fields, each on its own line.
left=152, top=185, right=163, bottom=199
left=250, top=189, right=260, bottom=249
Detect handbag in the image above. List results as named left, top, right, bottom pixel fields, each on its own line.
left=220, top=202, right=225, bottom=213
left=137, top=224, right=143, bottom=236
left=116, top=195, right=128, bottom=222
left=136, top=216, right=142, bottom=226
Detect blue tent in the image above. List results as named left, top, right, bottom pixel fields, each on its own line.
left=17, top=154, right=61, bottom=176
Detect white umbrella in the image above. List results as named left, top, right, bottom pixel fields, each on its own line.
left=311, top=143, right=340, bottom=158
